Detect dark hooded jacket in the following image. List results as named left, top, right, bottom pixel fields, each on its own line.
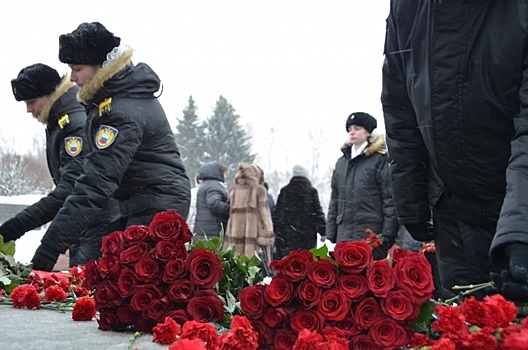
left=193, top=162, right=229, bottom=241
left=0, top=78, right=88, bottom=240
left=38, top=48, right=191, bottom=259
left=380, top=0, right=528, bottom=267
left=326, top=135, right=399, bottom=244
left=272, top=176, right=326, bottom=260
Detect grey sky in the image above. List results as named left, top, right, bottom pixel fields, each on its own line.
left=0, top=1, right=389, bottom=173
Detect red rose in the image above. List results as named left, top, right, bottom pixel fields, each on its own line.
left=187, top=289, right=225, bottom=323
left=354, top=297, right=384, bottom=329
left=368, top=317, right=409, bottom=349
left=94, top=280, right=123, bottom=309
left=153, top=240, right=187, bottom=262
left=162, top=258, right=186, bottom=283
left=180, top=320, right=218, bottom=349
left=381, top=288, right=419, bottom=322
left=274, top=329, right=297, bottom=350
left=130, top=284, right=162, bottom=312
left=307, top=258, right=338, bottom=288
left=119, top=242, right=149, bottom=266
left=265, top=275, right=295, bottom=307
left=290, top=309, right=325, bottom=333
left=83, top=259, right=100, bottom=290
left=98, top=255, right=121, bottom=280
left=134, top=318, right=158, bottom=333
left=316, top=289, right=351, bottom=321
left=335, top=274, right=369, bottom=301
left=167, top=279, right=195, bottom=303
left=333, top=240, right=373, bottom=274
left=122, top=225, right=151, bottom=245
left=72, top=297, right=96, bottom=321
left=134, top=256, right=160, bottom=283
left=117, top=305, right=140, bottom=325
left=296, top=280, right=322, bottom=309
left=97, top=310, right=125, bottom=331
left=366, top=260, right=397, bottom=298
left=349, top=335, right=383, bottom=350
left=153, top=316, right=182, bottom=344
left=262, top=307, right=288, bottom=328
left=149, top=210, right=193, bottom=243
left=147, top=296, right=172, bottom=322
left=328, top=317, right=362, bottom=337
left=249, top=319, right=275, bottom=347
left=275, top=250, right=313, bottom=281
left=395, top=254, right=434, bottom=303
left=101, top=230, right=125, bottom=256
left=117, top=268, right=139, bottom=297
left=167, top=309, right=192, bottom=325
left=186, top=248, right=223, bottom=288
left=239, top=284, right=267, bottom=318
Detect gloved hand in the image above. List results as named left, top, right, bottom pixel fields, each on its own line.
left=507, top=243, right=528, bottom=283
left=404, top=221, right=434, bottom=242
left=320, top=235, right=326, bottom=243
left=31, top=244, right=61, bottom=271
left=0, top=220, right=25, bottom=242
left=490, top=270, right=528, bottom=303
left=372, top=239, right=395, bottom=260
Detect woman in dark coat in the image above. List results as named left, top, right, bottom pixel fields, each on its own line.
left=273, top=165, right=326, bottom=260
left=193, top=162, right=230, bottom=242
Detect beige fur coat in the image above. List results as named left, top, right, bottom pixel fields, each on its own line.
left=223, top=164, right=274, bottom=259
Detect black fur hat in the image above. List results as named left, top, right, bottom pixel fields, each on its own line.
left=58, top=22, right=121, bottom=65
left=345, top=112, right=377, bottom=133
left=11, top=63, right=61, bottom=101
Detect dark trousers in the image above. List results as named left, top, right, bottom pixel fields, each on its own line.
left=433, top=192, right=502, bottom=298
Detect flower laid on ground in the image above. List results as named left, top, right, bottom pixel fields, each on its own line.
left=0, top=265, right=95, bottom=321
left=238, top=241, right=435, bottom=349
left=84, top=209, right=265, bottom=333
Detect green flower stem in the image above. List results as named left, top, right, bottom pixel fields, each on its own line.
left=127, top=332, right=142, bottom=350
left=443, top=281, right=494, bottom=305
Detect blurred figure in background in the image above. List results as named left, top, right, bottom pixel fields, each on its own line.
left=272, top=165, right=326, bottom=260
left=193, top=162, right=229, bottom=242
left=186, top=173, right=204, bottom=233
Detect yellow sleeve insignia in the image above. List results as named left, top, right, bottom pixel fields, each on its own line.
left=58, top=114, right=70, bottom=129
left=98, top=97, right=112, bottom=117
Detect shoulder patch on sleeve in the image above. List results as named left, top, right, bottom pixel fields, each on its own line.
left=64, top=137, right=82, bottom=157
left=96, top=125, right=119, bottom=149
left=98, top=97, right=112, bottom=117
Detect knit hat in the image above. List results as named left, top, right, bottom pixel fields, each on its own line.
left=292, top=165, right=309, bottom=178
left=11, top=64, right=61, bottom=101
left=59, top=22, right=121, bottom=65
left=345, top=112, right=377, bottom=133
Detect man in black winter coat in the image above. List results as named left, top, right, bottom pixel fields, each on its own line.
left=1, top=63, right=117, bottom=268
left=382, top=0, right=528, bottom=299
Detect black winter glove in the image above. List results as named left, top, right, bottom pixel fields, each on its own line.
left=372, top=239, right=395, bottom=260
left=0, top=220, right=25, bottom=242
left=404, top=222, right=434, bottom=242
left=507, top=243, right=528, bottom=283
left=490, top=270, right=528, bottom=303
left=31, top=244, right=61, bottom=271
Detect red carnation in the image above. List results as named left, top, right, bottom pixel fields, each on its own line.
left=153, top=316, right=182, bottom=344
left=72, top=297, right=96, bottom=321
left=180, top=320, right=218, bottom=350
left=44, top=285, right=69, bottom=302
left=10, top=285, right=41, bottom=309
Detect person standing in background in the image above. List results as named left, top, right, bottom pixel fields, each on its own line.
left=30, top=22, right=191, bottom=271
left=272, top=165, right=326, bottom=260
left=193, top=162, right=229, bottom=242
left=0, top=63, right=118, bottom=269
left=223, top=163, right=274, bottom=262
left=326, top=112, right=399, bottom=260
left=186, top=174, right=204, bottom=233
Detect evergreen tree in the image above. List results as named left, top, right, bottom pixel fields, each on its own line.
left=174, top=96, right=207, bottom=185
left=205, top=96, right=256, bottom=184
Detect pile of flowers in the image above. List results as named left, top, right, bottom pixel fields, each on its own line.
left=83, top=209, right=264, bottom=333
left=0, top=235, right=32, bottom=292
left=238, top=241, right=435, bottom=349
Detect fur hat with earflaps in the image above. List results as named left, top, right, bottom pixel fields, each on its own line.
left=58, top=22, right=121, bottom=65
left=11, top=63, right=61, bottom=101
left=345, top=112, right=377, bottom=133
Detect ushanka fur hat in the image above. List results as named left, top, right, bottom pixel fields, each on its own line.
left=345, top=112, right=377, bottom=133
left=59, top=22, right=121, bottom=65
left=11, top=63, right=61, bottom=101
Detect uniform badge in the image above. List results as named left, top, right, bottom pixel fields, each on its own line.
left=64, top=137, right=82, bottom=157
left=96, top=125, right=119, bottom=149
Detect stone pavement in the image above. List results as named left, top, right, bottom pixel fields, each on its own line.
left=0, top=305, right=169, bottom=350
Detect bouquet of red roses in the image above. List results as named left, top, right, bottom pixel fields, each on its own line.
left=239, top=241, right=435, bottom=350
left=83, top=210, right=226, bottom=332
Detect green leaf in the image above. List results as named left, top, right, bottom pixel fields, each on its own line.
left=411, top=300, right=437, bottom=334
left=310, top=244, right=330, bottom=260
